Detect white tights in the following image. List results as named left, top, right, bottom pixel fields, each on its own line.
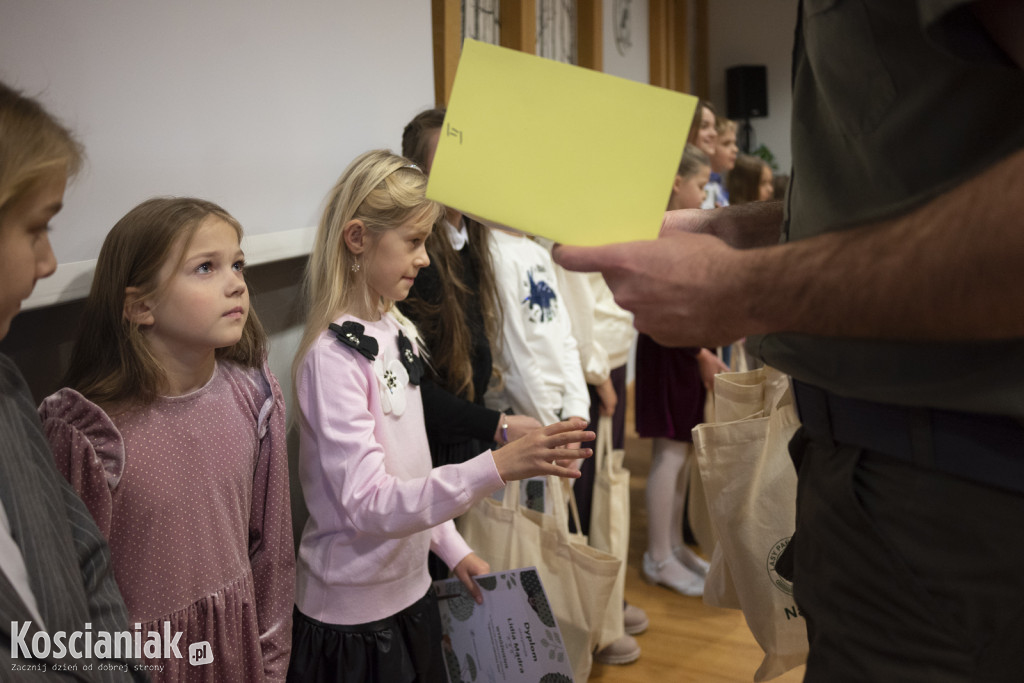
left=646, top=437, right=691, bottom=563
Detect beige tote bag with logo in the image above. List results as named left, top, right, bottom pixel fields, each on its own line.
left=457, top=473, right=621, bottom=681
left=692, top=366, right=807, bottom=682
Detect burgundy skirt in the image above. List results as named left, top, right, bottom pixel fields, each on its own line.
left=634, top=334, right=706, bottom=442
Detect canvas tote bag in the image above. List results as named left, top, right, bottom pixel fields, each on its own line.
left=692, top=366, right=807, bottom=681
left=685, top=344, right=764, bottom=564
left=457, top=473, right=621, bottom=681
left=699, top=366, right=790, bottom=609
left=587, top=416, right=630, bottom=649
left=683, top=392, right=718, bottom=562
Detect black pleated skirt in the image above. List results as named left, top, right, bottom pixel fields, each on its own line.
left=286, top=590, right=446, bottom=683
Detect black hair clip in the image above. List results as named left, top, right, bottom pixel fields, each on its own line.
left=397, top=331, right=424, bottom=386
left=329, top=321, right=379, bottom=361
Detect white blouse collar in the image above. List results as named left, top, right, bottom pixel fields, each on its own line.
left=444, top=217, right=469, bottom=251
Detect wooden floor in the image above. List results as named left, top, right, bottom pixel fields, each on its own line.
left=586, top=390, right=805, bottom=683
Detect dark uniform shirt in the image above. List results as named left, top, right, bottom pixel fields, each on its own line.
left=751, top=0, right=1024, bottom=416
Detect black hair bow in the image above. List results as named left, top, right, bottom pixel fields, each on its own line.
left=397, top=331, right=424, bottom=386
left=329, top=322, right=379, bottom=361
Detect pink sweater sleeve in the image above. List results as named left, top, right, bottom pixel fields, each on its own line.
left=298, top=338, right=505, bottom=539
left=430, top=520, right=474, bottom=570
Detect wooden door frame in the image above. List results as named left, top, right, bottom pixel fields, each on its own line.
left=431, top=0, right=605, bottom=106
left=648, top=0, right=708, bottom=97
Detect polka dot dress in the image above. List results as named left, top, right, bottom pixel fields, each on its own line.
left=39, top=362, right=295, bottom=682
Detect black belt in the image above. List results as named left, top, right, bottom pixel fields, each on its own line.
left=792, top=380, right=1024, bottom=495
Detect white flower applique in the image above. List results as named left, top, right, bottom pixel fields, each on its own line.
left=373, top=349, right=410, bottom=416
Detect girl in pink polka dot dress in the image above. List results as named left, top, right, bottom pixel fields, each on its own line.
left=39, top=197, right=295, bottom=681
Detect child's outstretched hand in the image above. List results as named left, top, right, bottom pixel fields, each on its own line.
left=491, top=418, right=594, bottom=483
left=453, top=552, right=491, bottom=605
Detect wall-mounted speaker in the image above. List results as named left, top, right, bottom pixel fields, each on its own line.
left=726, top=65, right=768, bottom=119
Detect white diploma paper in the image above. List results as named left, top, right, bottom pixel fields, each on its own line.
left=434, top=567, right=575, bottom=682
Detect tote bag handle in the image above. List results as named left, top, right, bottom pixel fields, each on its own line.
left=498, top=469, right=585, bottom=541
left=596, top=416, right=617, bottom=478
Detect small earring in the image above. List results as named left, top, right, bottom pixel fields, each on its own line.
left=351, top=257, right=361, bottom=273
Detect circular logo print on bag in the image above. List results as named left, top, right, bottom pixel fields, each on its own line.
left=766, top=536, right=794, bottom=596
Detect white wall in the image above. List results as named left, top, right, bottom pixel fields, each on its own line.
left=0, top=1, right=436, bottom=413
left=603, top=0, right=650, bottom=83
left=0, top=0, right=435, bottom=266
left=708, top=0, right=799, bottom=173
left=599, top=0, right=797, bottom=172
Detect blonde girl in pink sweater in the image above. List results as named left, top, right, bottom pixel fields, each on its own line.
left=289, top=149, right=592, bottom=683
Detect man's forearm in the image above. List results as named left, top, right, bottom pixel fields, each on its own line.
left=661, top=201, right=784, bottom=249
left=735, top=147, right=1024, bottom=341
left=703, top=200, right=785, bottom=248
left=554, top=148, right=1024, bottom=348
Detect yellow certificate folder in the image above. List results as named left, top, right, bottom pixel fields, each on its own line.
left=426, top=39, right=697, bottom=247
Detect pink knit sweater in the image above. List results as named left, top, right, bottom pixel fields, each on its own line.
left=294, top=313, right=505, bottom=625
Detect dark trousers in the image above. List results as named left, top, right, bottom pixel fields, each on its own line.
left=790, top=429, right=1024, bottom=682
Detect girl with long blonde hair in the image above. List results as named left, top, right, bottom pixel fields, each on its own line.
left=289, top=149, right=593, bottom=683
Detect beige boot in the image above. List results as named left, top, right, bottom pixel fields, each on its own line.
left=594, top=634, right=641, bottom=665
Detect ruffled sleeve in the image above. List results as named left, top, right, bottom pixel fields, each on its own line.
left=246, top=362, right=295, bottom=682
left=37, top=388, right=124, bottom=539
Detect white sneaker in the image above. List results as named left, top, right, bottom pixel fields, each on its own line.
left=642, top=552, right=705, bottom=597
